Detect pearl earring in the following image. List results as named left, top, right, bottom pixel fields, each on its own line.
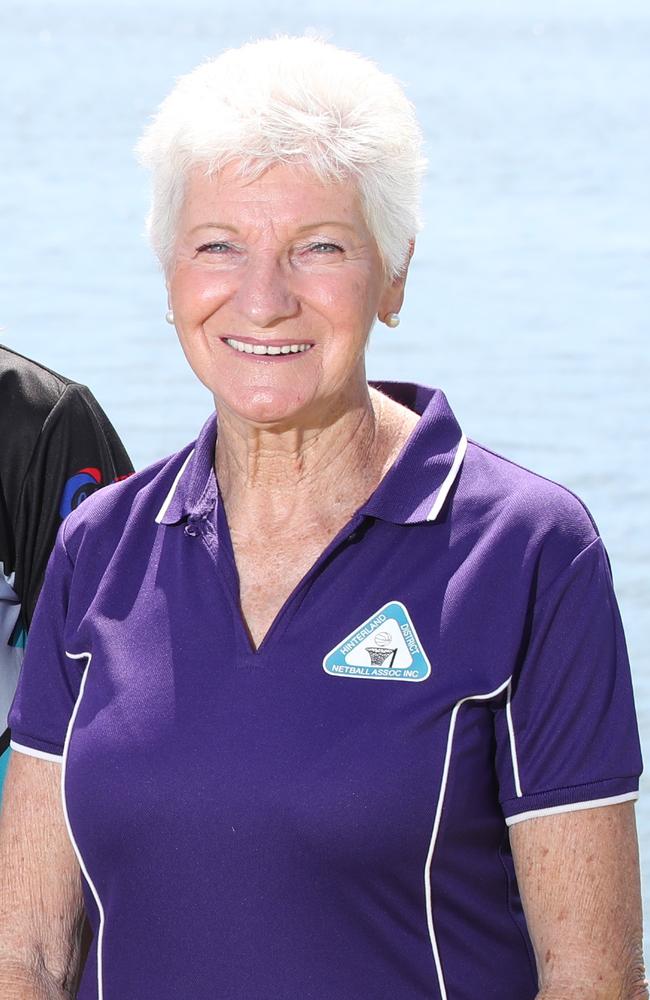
left=165, top=309, right=175, bottom=325
left=384, top=312, right=400, bottom=328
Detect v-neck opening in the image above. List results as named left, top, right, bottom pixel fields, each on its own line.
left=213, top=494, right=366, bottom=657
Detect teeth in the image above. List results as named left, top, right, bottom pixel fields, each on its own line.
left=225, top=338, right=311, bottom=356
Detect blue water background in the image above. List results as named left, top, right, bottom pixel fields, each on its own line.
left=1, top=0, right=649, bottom=948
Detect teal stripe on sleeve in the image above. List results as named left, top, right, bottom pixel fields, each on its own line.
left=0, top=747, right=11, bottom=801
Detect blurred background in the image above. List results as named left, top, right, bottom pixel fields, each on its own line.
left=1, top=0, right=649, bottom=950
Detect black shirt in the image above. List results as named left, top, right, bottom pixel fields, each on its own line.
left=0, top=345, right=133, bottom=752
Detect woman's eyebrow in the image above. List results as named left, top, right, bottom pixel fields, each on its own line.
left=189, top=220, right=358, bottom=236
left=189, top=223, right=239, bottom=234
left=295, top=221, right=356, bottom=232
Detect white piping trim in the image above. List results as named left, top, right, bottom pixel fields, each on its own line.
left=505, top=681, right=523, bottom=798
left=62, top=651, right=105, bottom=1000
left=154, top=450, right=194, bottom=524
left=424, top=675, right=512, bottom=1000
left=9, top=740, right=63, bottom=763
left=505, top=791, right=639, bottom=827
left=426, top=434, right=468, bottom=521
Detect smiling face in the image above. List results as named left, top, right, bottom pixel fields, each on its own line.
left=167, top=162, right=408, bottom=429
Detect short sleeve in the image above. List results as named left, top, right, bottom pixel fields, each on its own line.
left=8, top=524, right=85, bottom=762
left=495, top=536, right=643, bottom=825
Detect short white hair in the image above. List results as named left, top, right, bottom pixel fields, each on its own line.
left=135, top=36, right=426, bottom=278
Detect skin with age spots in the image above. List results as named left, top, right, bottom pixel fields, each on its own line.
left=0, top=755, right=84, bottom=998
left=511, top=805, right=648, bottom=999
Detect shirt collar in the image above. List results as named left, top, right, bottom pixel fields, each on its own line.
left=155, top=383, right=466, bottom=527
left=155, top=413, right=218, bottom=525
left=361, top=382, right=466, bottom=524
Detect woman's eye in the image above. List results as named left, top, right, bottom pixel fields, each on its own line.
left=196, top=242, right=233, bottom=254
left=307, top=242, right=344, bottom=254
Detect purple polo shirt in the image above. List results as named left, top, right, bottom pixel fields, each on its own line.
left=9, top=383, right=642, bottom=1000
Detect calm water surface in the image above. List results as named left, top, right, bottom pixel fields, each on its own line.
left=1, top=0, right=649, bottom=952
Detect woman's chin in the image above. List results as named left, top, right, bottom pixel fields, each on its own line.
left=214, top=385, right=316, bottom=429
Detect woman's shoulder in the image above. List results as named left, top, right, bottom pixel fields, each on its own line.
left=459, top=438, right=601, bottom=574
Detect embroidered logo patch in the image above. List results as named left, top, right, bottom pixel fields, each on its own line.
left=323, top=601, right=431, bottom=682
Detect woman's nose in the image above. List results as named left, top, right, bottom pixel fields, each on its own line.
left=233, top=254, right=299, bottom=328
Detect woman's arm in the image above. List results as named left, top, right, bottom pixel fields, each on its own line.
left=510, top=802, right=647, bottom=999
left=0, top=754, right=84, bottom=998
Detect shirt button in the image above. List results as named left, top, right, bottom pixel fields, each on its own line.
left=184, top=523, right=199, bottom=537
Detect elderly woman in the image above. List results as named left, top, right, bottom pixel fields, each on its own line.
left=0, top=36, right=645, bottom=1000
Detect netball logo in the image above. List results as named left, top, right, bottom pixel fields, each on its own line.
left=365, top=631, right=398, bottom=668
left=323, top=601, right=431, bottom=682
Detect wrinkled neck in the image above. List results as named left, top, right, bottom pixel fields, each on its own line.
left=214, top=388, right=381, bottom=520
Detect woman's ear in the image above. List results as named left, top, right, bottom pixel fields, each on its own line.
left=378, top=238, right=415, bottom=322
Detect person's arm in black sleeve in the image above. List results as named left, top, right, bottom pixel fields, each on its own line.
left=14, top=383, right=133, bottom=630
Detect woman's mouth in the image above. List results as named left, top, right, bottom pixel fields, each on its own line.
left=223, top=337, right=313, bottom=356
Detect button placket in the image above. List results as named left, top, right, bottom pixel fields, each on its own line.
left=184, top=512, right=209, bottom=538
